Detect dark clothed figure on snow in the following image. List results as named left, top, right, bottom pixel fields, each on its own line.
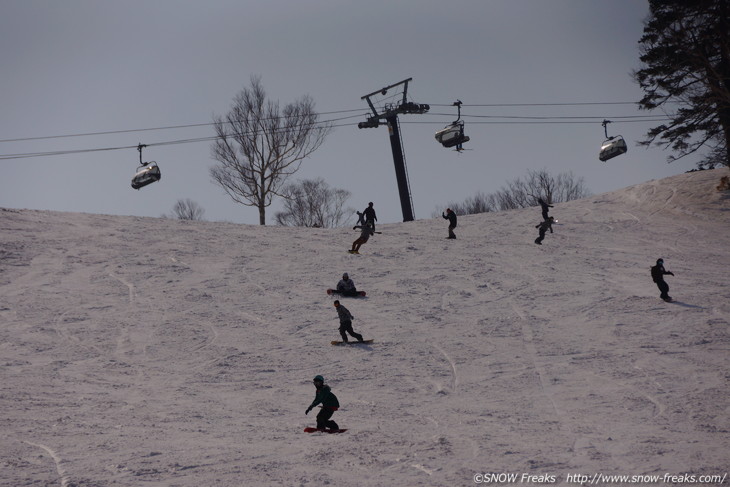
left=651, top=258, right=675, bottom=301
left=442, top=208, right=457, bottom=239
left=305, top=375, right=340, bottom=430
left=534, top=217, right=554, bottom=245
left=336, top=273, right=359, bottom=297
left=538, top=198, right=554, bottom=221
left=363, top=202, right=377, bottom=231
left=334, top=300, right=363, bottom=342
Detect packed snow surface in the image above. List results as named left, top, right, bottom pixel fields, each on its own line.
left=1, top=169, right=728, bottom=486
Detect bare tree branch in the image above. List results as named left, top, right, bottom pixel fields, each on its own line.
left=210, top=76, right=333, bottom=224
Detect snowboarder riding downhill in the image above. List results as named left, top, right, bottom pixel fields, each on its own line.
left=349, top=222, right=374, bottom=254
left=305, top=375, right=340, bottom=431
left=334, top=300, right=364, bottom=342
left=534, top=217, right=554, bottom=245
left=651, top=258, right=675, bottom=302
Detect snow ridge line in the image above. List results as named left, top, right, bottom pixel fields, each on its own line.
left=23, top=440, right=72, bottom=487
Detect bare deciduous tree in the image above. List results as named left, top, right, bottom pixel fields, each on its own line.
left=434, top=169, right=590, bottom=216
left=433, top=192, right=496, bottom=217
left=171, top=199, right=205, bottom=220
left=210, top=76, right=332, bottom=225
left=274, top=178, right=351, bottom=228
left=494, top=169, right=590, bottom=210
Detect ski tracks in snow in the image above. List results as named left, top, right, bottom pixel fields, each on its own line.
left=23, top=440, right=72, bottom=487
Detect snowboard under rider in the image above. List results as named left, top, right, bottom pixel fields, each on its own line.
left=538, top=198, right=554, bottom=221
left=334, top=300, right=363, bottom=342
left=350, top=223, right=374, bottom=254
left=534, top=217, right=554, bottom=245
left=305, top=375, right=340, bottom=431
left=442, top=208, right=457, bottom=239
left=650, top=258, right=675, bottom=302
left=336, top=273, right=359, bottom=297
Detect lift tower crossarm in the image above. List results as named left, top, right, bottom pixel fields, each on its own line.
left=357, top=78, right=428, bottom=222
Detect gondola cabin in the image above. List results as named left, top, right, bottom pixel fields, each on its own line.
left=599, top=135, right=627, bottom=162
left=131, top=161, right=161, bottom=189
left=435, top=124, right=470, bottom=148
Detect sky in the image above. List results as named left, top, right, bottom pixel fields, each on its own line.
left=0, top=0, right=703, bottom=225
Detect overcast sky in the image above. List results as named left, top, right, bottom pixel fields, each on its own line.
left=0, top=0, right=701, bottom=225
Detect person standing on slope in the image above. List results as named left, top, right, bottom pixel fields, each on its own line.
left=363, top=202, right=377, bottom=231
left=334, top=300, right=363, bottom=342
left=442, top=208, right=457, bottom=239
left=651, top=258, right=675, bottom=302
left=305, top=375, right=340, bottom=431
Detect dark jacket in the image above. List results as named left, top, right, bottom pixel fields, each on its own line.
left=336, top=304, right=353, bottom=323
left=536, top=219, right=553, bottom=233
left=538, top=198, right=553, bottom=210
left=364, top=206, right=377, bottom=223
left=337, top=278, right=356, bottom=293
left=443, top=211, right=457, bottom=227
left=309, top=384, right=339, bottom=410
left=651, top=264, right=673, bottom=282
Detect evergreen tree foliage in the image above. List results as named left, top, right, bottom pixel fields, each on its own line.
left=633, top=0, right=730, bottom=168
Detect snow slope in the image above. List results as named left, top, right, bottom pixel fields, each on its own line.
left=1, top=168, right=728, bottom=486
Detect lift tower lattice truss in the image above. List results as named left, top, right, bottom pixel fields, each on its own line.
left=358, top=78, right=429, bottom=222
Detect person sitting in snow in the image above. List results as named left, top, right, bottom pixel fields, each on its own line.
left=334, top=300, right=363, bottom=343
left=336, top=272, right=359, bottom=297
left=650, top=258, right=675, bottom=302
left=305, top=375, right=340, bottom=431
left=534, top=216, right=554, bottom=245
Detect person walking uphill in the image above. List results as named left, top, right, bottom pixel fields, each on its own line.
left=443, top=208, right=457, bottom=239
left=334, top=300, right=363, bottom=342
left=305, top=375, right=340, bottom=431
left=651, top=258, right=675, bottom=302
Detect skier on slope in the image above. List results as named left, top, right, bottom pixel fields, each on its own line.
left=305, top=375, right=340, bottom=431
left=651, top=258, right=675, bottom=302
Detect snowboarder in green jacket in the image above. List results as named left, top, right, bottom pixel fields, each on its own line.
left=305, top=375, right=340, bottom=431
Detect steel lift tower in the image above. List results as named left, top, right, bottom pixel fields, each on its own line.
left=358, top=78, right=429, bottom=222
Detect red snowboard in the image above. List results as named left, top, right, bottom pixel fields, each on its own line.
left=304, top=427, right=348, bottom=434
